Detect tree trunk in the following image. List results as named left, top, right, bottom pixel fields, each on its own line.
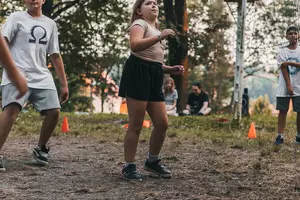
left=163, top=0, right=188, bottom=111
left=101, top=88, right=105, bottom=113
left=42, top=0, right=53, bottom=18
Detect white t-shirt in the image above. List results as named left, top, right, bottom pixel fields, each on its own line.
left=1, top=11, right=60, bottom=90
left=276, top=46, right=300, bottom=97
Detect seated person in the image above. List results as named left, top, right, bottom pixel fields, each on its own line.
left=182, top=82, right=211, bottom=116
left=163, top=77, right=178, bottom=116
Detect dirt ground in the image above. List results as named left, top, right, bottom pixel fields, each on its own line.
left=1, top=135, right=300, bottom=200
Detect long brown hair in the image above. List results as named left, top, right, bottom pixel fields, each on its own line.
left=163, top=77, right=175, bottom=95
left=131, top=0, right=159, bottom=29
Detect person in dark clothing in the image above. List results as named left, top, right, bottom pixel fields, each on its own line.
left=183, top=82, right=211, bottom=116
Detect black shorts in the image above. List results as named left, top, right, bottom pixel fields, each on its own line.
left=118, top=55, right=164, bottom=102
left=276, top=96, right=300, bottom=112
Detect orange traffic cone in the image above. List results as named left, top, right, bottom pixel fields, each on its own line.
left=248, top=122, right=257, bottom=139
left=142, top=120, right=151, bottom=128
left=120, top=103, right=128, bottom=114
left=61, top=117, right=70, bottom=133
left=123, top=120, right=151, bottom=129
left=123, top=124, right=129, bottom=129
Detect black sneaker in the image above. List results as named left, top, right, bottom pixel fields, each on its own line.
left=144, top=159, right=171, bottom=178
left=296, top=135, right=300, bottom=144
left=0, top=155, right=6, bottom=172
left=274, top=135, right=284, bottom=145
left=122, top=164, right=142, bottom=181
left=32, top=145, right=50, bottom=166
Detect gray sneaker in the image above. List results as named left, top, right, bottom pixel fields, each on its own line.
left=0, top=155, right=6, bottom=172
left=144, top=159, right=171, bottom=178
left=122, top=164, right=143, bottom=181
left=32, top=145, right=50, bottom=166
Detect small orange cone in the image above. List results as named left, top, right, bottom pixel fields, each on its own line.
left=248, top=122, right=257, bottom=139
left=142, top=120, right=151, bottom=128
left=123, top=120, right=151, bottom=129
left=61, top=117, right=70, bottom=133
left=120, top=102, right=128, bottom=114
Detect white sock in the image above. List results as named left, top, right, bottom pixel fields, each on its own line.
left=147, top=152, right=159, bottom=163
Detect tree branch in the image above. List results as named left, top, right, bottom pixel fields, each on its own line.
left=52, top=0, right=80, bottom=19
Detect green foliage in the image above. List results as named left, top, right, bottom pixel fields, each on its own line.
left=51, top=0, right=130, bottom=111
left=243, top=0, right=300, bottom=77
left=188, top=0, right=233, bottom=109
left=66, top=95, right=93, bottom=112
left=0, top=0, right=130, bottom=112
left=252, top=94, right=272, bottom=115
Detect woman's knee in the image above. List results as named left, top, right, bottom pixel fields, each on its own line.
left=128, top=121, right=144, bottom=134
left=153, top=121, right=168, bottom=132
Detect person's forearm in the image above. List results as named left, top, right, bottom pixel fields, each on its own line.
left=285, top=61, right=300, bottom=68
left=131, top=36, right=160, bottom=52
left=186, top=104, right=191, bottom=110
left=162, top=65, right=171, bottom=73
left=170, top=103, right=176, bottom=110
left=50, top=54, right=67, bottom=87
left=281, top=63, right=291, bottom=86
left=199, top=103, right=208, bottom=113
left=0, top=36, right=20, bottom=81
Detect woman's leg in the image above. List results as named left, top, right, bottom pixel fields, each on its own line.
left=144, top=101, right=171, bottom=178
left=124, top=98, right=147, bottom=162
left=122, top=97, right=147, bottom=180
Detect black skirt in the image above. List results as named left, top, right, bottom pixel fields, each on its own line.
left=118, top=55, right=164, bottom=102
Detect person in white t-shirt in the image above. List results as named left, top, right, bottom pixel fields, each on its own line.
left=0, top=0, right=69, bottom=170
left=274, top=26, right=300, bottom=145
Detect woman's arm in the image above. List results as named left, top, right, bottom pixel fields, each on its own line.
left=162, top=65, right=184, bottom=75
left=130, top=26, right=175, bottom=52
left=167, top=99, right=177, bottom=111
left=130, top=26, right=161, bottom=52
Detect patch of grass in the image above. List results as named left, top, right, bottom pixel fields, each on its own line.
left=231, top=140, right=248, bottom=149
left=8, top=111, right=300, bottom=152
left=167, top=132, right=178, bottom=138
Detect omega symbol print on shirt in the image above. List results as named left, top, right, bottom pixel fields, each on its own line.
left=29, top=25, right=47, bottom=45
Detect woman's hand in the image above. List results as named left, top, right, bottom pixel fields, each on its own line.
left=160, top=29, right=176, bottom=40
left=169, top=65, right=185, bottom=75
